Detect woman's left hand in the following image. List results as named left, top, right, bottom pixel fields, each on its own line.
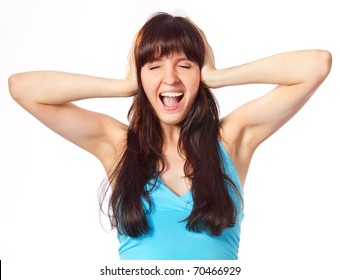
left=186, top=18, right=217, bottom=88
left=125, top=33, right=138, bottom=94
left=198, top=28, right=217, bottom=88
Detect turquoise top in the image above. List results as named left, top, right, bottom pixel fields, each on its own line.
left=117, top=141, right=244, bottom=260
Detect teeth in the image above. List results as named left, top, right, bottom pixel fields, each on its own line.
left=160, top=92, right=183, bottom=97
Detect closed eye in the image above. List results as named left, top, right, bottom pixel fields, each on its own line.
left=149, top=66, right=160, bottom=70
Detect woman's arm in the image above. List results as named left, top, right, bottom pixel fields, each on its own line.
left=9, top=71, right=137, bottom=104
left=211, top=50, right=332, bottom=149
left=203, top=49, right=331, bottom=89
left=199, top=28, right=332, bottom=148
left=8, top=44, right=137, bottom=167
left=199, top=28, right=331, bottom=183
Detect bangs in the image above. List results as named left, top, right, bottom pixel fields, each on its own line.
left=135, top=13, right=205, bottom=69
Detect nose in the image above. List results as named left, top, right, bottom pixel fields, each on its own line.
left=163, top=66, right=180, bottom=85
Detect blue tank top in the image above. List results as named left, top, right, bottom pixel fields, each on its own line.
left=117, top=141, right=244, bottom=260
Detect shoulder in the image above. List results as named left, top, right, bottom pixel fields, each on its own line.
left=219, top=113, right=255, bottom=187
left=97, top=118, right=128, bottom=173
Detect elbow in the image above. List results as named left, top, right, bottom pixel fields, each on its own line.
left=8, top=72, right=32, bottom=104
left=312, top=50, right=332, bottom=83
left=8, top=73, right=23, bottom=102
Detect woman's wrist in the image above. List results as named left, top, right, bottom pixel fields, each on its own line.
left=202, top=68, right=237, bottom=89
left=201, top=68, right=219, bottom=88
left=117, top=78, right=138, bottom=97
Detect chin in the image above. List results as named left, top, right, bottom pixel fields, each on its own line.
left=157, top=114, right=185, bottom=127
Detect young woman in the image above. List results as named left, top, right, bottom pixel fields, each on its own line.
left=8, top=12, right=332, bottom=260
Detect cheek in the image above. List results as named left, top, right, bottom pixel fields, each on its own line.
left=188, top=73, right=201, bottom=94
left=189, top=69, right=201, bottom=86
left=140, top=70, right=148, bottom=90
left=140, top=78, right=157, bottom=107
left=187, top=73, right=201, bottom=103
left=140, top=73, right=152, bottom=97
left=141, top=70, right=158, bottom=92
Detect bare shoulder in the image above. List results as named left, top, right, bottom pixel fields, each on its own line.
left=98, top=117, right=128, bottom=173
left=219, top=112, right=255, bottom=186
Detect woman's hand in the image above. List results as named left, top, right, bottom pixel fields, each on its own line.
left=187, top=18, right=218, bottom=88
left=125, top=33, right=138, bottom=94
left=199, top=29, right=218, bottom=88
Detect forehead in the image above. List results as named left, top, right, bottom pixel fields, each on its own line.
left=136, top=17, right=204, bottom=69
left=146, top=51, right=190, bottom=62
left=147, top=42, right=188, bottom=60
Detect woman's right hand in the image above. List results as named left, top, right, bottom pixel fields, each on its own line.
left=187, top=18, right=218, bottom=88
left=200, top=30, right=218, bottom=88
left=7, top=34, right=142, bottom=164
left=125, top=34, right=138, bottom=95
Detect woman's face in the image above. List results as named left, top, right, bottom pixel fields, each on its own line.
left=141, top=51, right=201, bottom=127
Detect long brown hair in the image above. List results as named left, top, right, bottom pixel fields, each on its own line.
left=100, top=13, right=242, bottom=237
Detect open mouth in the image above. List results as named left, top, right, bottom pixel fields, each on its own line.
left=159, top=92, right=184, bottom=108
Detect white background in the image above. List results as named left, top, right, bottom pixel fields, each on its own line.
left=1, top=0, right=339, bottom=279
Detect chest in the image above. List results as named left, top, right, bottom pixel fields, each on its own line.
left=160, top=152, right=191, bottom=197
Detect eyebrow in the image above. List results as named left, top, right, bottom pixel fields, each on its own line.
left=147, top=55, right=192, bottom=64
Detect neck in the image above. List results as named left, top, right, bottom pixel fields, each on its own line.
left=160, top=123, right=188, bottom=176
left=161, top=123, right=180, bottom=145
left=161, top=123, right=187, bottom=159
